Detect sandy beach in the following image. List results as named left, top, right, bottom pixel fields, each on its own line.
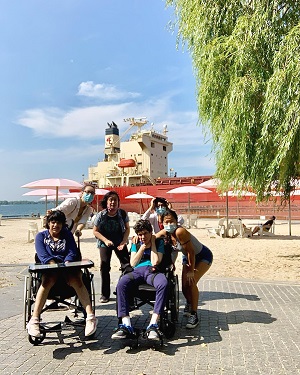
left=0, top=217, right=299, bottom=284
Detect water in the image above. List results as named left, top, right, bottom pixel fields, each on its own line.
left=0, top=202, right=57, bottom=218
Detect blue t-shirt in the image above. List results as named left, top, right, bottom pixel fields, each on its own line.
left=131, top=238, right=165, bottom=268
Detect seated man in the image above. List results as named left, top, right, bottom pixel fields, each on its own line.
left=251, top=216, right=276, bottom=236
left=26, top=210, right=97, bottom=338
left=112, top=219, right=168, bottom=341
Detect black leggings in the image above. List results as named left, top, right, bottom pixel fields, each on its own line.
left=99, top=245, right=130, bottom=299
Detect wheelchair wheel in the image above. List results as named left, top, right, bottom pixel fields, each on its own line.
left=28, top=329, right=46, bottom=346
left=82, top=269, right=95, bottom=314
left=170, top=274, right=179, bottom=322
left=24, top=274, right=33, bottom=329
left=161, top=319, right=176, bottom=339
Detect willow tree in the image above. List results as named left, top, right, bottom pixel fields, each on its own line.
left=167, top=0, right=300, bottom=199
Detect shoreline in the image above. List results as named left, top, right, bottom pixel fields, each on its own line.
left=0, top=217, right=299, bottom=284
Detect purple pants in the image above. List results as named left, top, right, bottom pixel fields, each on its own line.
left=116, top=265, right=168, bottom=318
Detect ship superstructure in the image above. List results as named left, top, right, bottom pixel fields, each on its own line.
left=88, top=118, right=173, bottom=188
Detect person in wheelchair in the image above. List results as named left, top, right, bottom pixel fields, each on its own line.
left=112, top=219, right=168, bottom=341
left=156, top=209, right=213, bottom=329
left=26, top=210, right=97, bottom=338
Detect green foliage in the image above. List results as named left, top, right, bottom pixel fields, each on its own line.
left=167, top=0, right=300, bottom=199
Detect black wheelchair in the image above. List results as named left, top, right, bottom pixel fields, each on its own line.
left=24, top=259, right=95, bottom=345
left=115, top=238, right=179, bottom=345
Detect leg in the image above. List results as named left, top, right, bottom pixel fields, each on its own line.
left=67, top=269, right=98, bottom=336
left=27, top=272, right=58, bottom=337
left=114, top=244, right=131, bottom=271
left=99, top=245, right=113, bottom=301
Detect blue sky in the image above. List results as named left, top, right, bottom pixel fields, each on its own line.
left=0, top=0, right=215, bottom=201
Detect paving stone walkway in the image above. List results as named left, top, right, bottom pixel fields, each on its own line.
left=0, top=265, right=299, bottom=374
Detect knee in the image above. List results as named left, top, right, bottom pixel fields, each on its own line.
left=100, top=262, right=111, bottom=272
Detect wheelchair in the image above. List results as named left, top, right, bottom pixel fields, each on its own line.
left=116, top=239, right=179, bottom=345
left=24, top=259, right=95, bottom=345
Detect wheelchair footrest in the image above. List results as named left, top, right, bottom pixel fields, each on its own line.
left=64, top=315, right=85, bottom=327
left=40, top=323, right=62, bottom=333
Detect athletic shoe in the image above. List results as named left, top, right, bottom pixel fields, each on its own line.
left=183, top=303, right=191, bottom=317
left=146, top=324, right=160, bottom=341
left=186, top=313, right=199, bottom=329
left=27, top=317, right=41, bottom=337
left=111, top=324, right=135, bottom=339
left=99, top=296, right=110, bottom=303
left=85, top=315, right=98, bottom=336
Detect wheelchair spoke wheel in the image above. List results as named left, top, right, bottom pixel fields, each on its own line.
left=28, top=330, right=46, bottom=345
left=24, top=274, right=33, bottom=329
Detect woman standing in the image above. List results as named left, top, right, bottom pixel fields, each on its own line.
left=93, top=191, right=131, bottom=303
left=156, top=209, right=213, bottom=329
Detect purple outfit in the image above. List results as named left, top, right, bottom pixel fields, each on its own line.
left=116, top=238, right=168, bottom=318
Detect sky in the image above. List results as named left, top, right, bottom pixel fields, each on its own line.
left=0, top=0, right=216, bottom=201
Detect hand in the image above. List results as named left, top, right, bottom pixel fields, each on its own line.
left=74, top=229, right=82, bottom=237
left=117, top=242, right=126, bottom=251
left=105, top=239, right=114, bottom=247
left=186, top=271, right=195, bottom=285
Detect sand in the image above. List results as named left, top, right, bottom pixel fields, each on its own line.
left=0, top=217, right=299, bottom=283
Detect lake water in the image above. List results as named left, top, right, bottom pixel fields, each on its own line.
left=0, top=202, right=57, bottom=218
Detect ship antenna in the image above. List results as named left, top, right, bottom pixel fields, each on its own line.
left=123, top=117, right=148, bottom=132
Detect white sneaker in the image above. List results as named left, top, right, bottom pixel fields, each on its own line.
left=27, top=317, right=41, bottom=337
left=85, top=315, right=98, bottom=336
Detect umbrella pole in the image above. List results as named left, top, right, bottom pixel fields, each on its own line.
left=56, top=187, right=59, bottom=207
left=188, top=193, right=190, bottom=228
left=288, top=194, right=291, bottom=236
left=45, top=196, right=48, bottom=213
left=226, top=191, right=229, bottom=237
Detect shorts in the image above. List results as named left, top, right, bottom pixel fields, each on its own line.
left=182, top=244, right=213, bottom=266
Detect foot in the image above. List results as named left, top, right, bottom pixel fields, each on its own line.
left=183, top=303, right=191, bottom=317
left=186, top=312, right=199, bottom=329
left=27, top=317, right=41, bottom=337
left=85, top=315, right=98, bottom=336
left=111, top=324, right=135, bottom=339
left=99, top=296, right=110, bottom=303
left=146, top=324, right=161, bottom=341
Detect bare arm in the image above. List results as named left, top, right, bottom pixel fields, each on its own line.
left=93, top=225, right=114, bottom=247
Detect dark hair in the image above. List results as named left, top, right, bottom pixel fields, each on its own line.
left=272, top=216, right=276, bottom=220
left=153, top=197, right=168, bottom=207
left=161, top=209, right=178, bottom=222
left=45, top=210, right=67, bottom=229
left=101, top=190, right=120, bottom=209
left=81, top=182, right=96, bottom=192
left=133, top=219, right=153, bottom=234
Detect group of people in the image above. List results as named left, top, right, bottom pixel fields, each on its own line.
left=26, top=184, right=213, bottom=342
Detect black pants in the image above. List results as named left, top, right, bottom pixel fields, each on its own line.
left=99, top=245, right=130, bottom=299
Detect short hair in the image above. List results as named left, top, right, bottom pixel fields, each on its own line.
left=46, top=210, right=67, bottom=229
left=153, top=197, right=168, bottom=207
left=161, top=209, right=178, bottom=222
left=133, top=219, right=153, bottom=234
left=101, top=190, right=120, bottom=209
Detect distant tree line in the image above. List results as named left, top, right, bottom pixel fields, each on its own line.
left=0, top=201, right=40, bottom=205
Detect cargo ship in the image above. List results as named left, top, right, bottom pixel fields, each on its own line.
left=83, top=117, right=299, bottom=219
left=81, top=118, right=260, bottom=218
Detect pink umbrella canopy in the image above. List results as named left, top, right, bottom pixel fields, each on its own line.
left=166, top=186, right=211, bottom=227
left=95, top=188, right=110, bottom=211
left=197, top=178, right=221, bottom=189
left=125, top=192, right=154, bottom=214
left=22, top=178, right=82, bottom=206
left=23, top=189, right=65, bottom=212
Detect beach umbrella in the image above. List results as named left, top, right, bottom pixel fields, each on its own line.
left=166, top=186, right=211, bottom=228
left=226, top=190, right=257, bottom=218
left=95, top=188, right=110, bottom=211
left=125, top=192, right=154, bottom=215
left=22, top=178, right=82, bottom=206
left=198, top=178, right=232, bottom=233
left=23, top=188, right=65, bottom=212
